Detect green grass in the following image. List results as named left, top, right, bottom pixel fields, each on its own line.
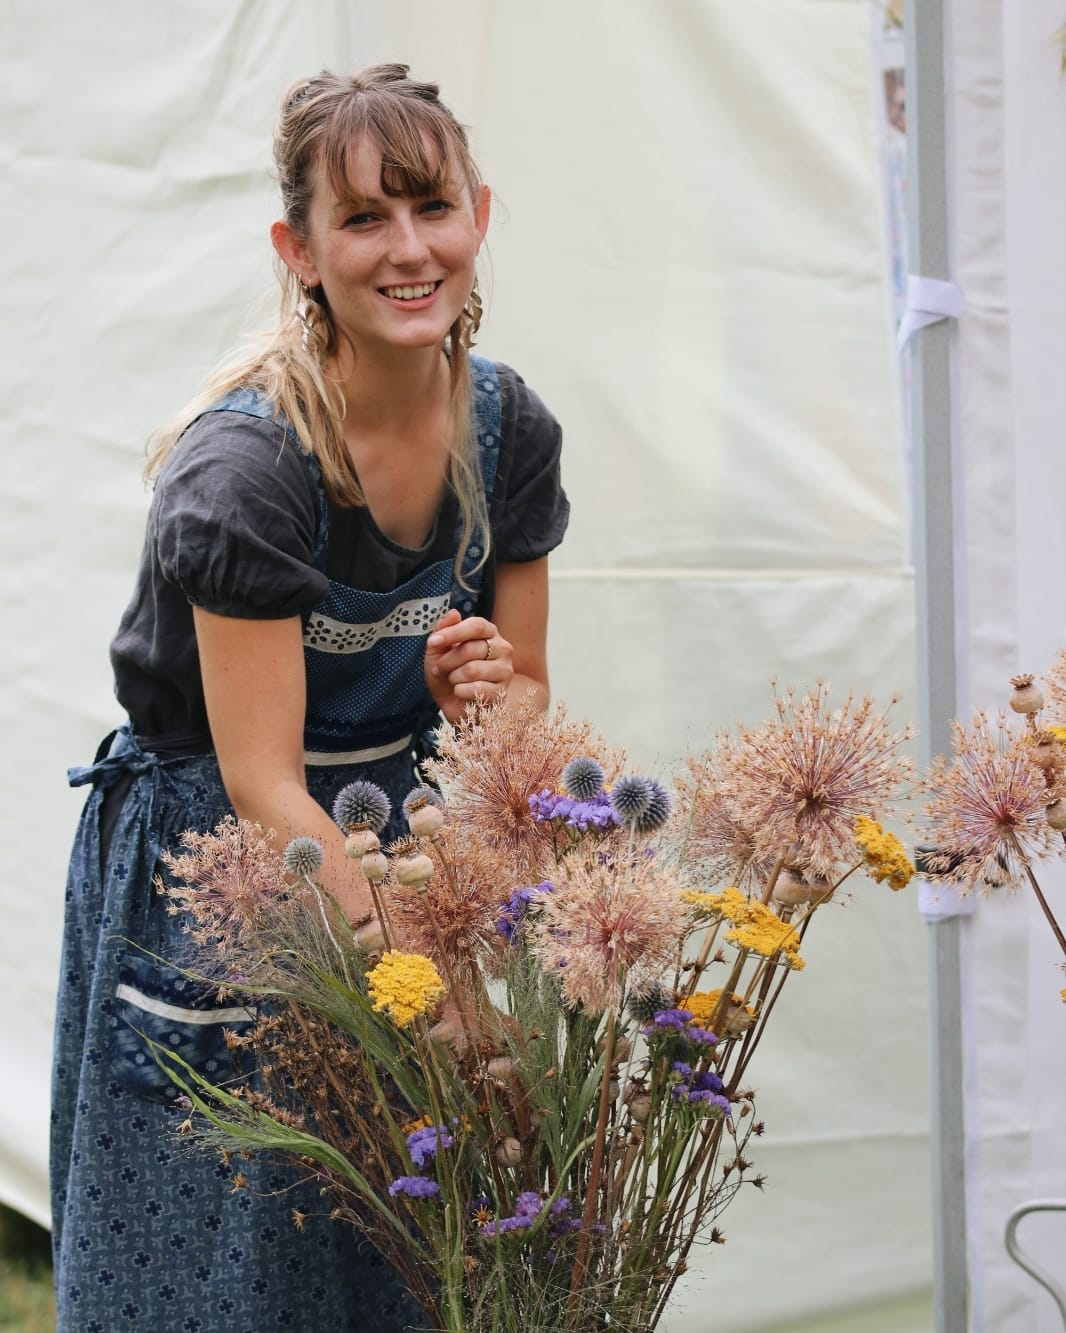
left=0, top=1207, right=54, bottom=1331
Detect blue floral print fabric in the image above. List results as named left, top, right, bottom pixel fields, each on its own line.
left=51, top=363, right=503, bottom=1331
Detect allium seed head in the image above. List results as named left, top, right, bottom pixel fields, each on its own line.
left=333, top=781, right=391, bottom=834
left=562, top=756, right=606, bottom=801
left=633, top=779, right=673, bottom=834
left=610, top=775, right=654, bottom=825
left=282, top=837, right=324, bottom=879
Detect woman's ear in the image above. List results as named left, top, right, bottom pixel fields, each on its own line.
left=474, top=184, right=492, bottom=249
left=270, top=219, right=318, bottom=287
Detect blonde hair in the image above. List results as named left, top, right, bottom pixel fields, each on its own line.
left=146, top=64, right=489, bottom=584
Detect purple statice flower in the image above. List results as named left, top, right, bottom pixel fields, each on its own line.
left=529, top=788, right=620, bottom=833
left=691, top=1068, right=725, bottom=1095
left=641, top=1008, right=695, bottom=1037
left=676, top=1088, right=732, bottom=1116
left=480, top=1191, right=547, bottom=1238
left=496, top=882, right=554, bottom=941
left=687, top=1025, right=719, bottom=1047
left=548, top=1197, right=573, bottom=1218
left=406, top=1124, right=454, bottom=1168
left=671, top=1067, right=731, bottom=1115
left=561, top=757, right=606, bottom=800
left=670, top=1062, right=693, bottom=1080
left=389, top=1176, right=440, bottom=1199
left=480, top=1212, right=536, bottom=1237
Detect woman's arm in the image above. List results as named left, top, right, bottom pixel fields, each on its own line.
left=424, top=556, right=551, bottom=722
left=193, top=607, right=375, bottom=924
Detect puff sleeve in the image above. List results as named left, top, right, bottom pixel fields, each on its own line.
left=493, top=366, right=570, bottom=563
left=150, top=411, right=328, bottom=618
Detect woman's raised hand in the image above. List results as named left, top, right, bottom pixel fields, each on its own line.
left=424, top=607, right=514, bottom=722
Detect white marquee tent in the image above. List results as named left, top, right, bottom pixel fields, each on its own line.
left=3, top=2, right=1064, bottom=1329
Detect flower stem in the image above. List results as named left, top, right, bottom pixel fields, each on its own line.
left=567, top=1004, right=617, bottom=1322
left=1011, top=835, right=1066, bottom=959
left=760, top=851, right=788, bottom=906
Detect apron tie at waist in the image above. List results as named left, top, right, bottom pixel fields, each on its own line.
left=68, top=726, right=162, bottom=790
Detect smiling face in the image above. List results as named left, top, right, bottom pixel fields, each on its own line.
left=274, top=134, right=490, bottom=361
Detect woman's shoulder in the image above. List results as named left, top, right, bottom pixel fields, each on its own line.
left=484, top=360, right=561, bottom=454
left=159, top=398, right=313, bottom=492
left=148, top=398, right=326, bottom=617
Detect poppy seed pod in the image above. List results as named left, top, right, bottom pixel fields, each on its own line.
left=495, top=1137, right=523, bottom=1167
left=628, top=1094, right=653, bottom=1124
left=806, top=875, right=836, bottom=906
left=771, top=868, right=811, bottom=907
left=1009, top=674, right=1045, bottom=715
left=394, top=854, right=435, bottom=887
left=1029, top=731, right=1063, bottom=774
left=361, top=849, right=388, bottom=883
left=346, top=829, right=380, bottom=858
left=407, top=804, right=445, bottom=838
left=1047, top=800, right=1066, bottom=831
left=354, top=918, right=387, bottom=953
left=429, top=1018, right=461, bottom=1048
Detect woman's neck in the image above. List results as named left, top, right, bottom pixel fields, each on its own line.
left=327, top=340, right=450, bottom=435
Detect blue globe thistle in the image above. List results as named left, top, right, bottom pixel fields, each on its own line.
left=633, top=779, right=673, bottom=835
left=609, top=775, right=654, bottom=826
left=627, top=982, right=673, bottom=1023
left=283, top=836, right=324, bottom=878
left=332, top=780, right=390, bottom=834
left=402, top=785, right=445, bottom=814
left=561, top=756, right=605, bottom=801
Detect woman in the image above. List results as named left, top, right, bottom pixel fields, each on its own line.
left=51, top=64, right=568, bottom=1331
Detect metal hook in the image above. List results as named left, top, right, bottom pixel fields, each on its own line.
left=1004, top=1198, right=1066, bottom=1328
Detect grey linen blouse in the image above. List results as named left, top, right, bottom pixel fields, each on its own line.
left=110, top=363, right=568, bottom=742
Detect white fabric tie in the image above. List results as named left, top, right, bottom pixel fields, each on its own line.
left=897, top=275, right=964, bottom=351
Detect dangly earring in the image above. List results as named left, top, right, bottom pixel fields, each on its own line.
left=296, top=276, right=323, bottom=359
left=463, top=276, right=483, bottom=346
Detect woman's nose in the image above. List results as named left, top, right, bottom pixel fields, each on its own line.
left=387, top=215, right=431, bottom=267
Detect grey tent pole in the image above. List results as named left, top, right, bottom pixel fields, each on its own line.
left=903, top=2, right=969, bottom=1331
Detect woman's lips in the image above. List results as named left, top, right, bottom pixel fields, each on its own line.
left=379, top=279, right=443, bottom=305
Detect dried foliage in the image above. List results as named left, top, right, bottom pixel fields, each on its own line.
left=152, top=683, right=921, bottom=1333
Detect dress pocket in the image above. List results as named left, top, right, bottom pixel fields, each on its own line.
left=108, top=954, right=257, bottom=1105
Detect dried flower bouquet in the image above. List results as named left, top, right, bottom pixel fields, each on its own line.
left=919, top=663, right=1066, bottom=998
left=153, top=688, right=918, bottom=1333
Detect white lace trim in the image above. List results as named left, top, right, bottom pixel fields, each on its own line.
left=303, top=593, right=451, bottom=655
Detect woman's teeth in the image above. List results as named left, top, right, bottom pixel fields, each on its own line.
left=382, top=283, right=437, bottom=300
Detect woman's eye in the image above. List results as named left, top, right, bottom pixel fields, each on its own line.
left=345, top=212, right=377, bottom=227
left=420, top=199, right=453, bottom=215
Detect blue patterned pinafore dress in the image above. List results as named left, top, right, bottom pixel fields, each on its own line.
left=50, top=358, right=502, bottom=1332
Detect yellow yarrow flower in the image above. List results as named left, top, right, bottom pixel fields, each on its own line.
left=854, top=815, right=915, bottom=891
left=367, top=950, right=445, bottom=1027
left=683, top=988, right=755, bottom=1032
left=682, top=886, right=751, bottom=925
left=725, top=913, right=805, bottom=969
